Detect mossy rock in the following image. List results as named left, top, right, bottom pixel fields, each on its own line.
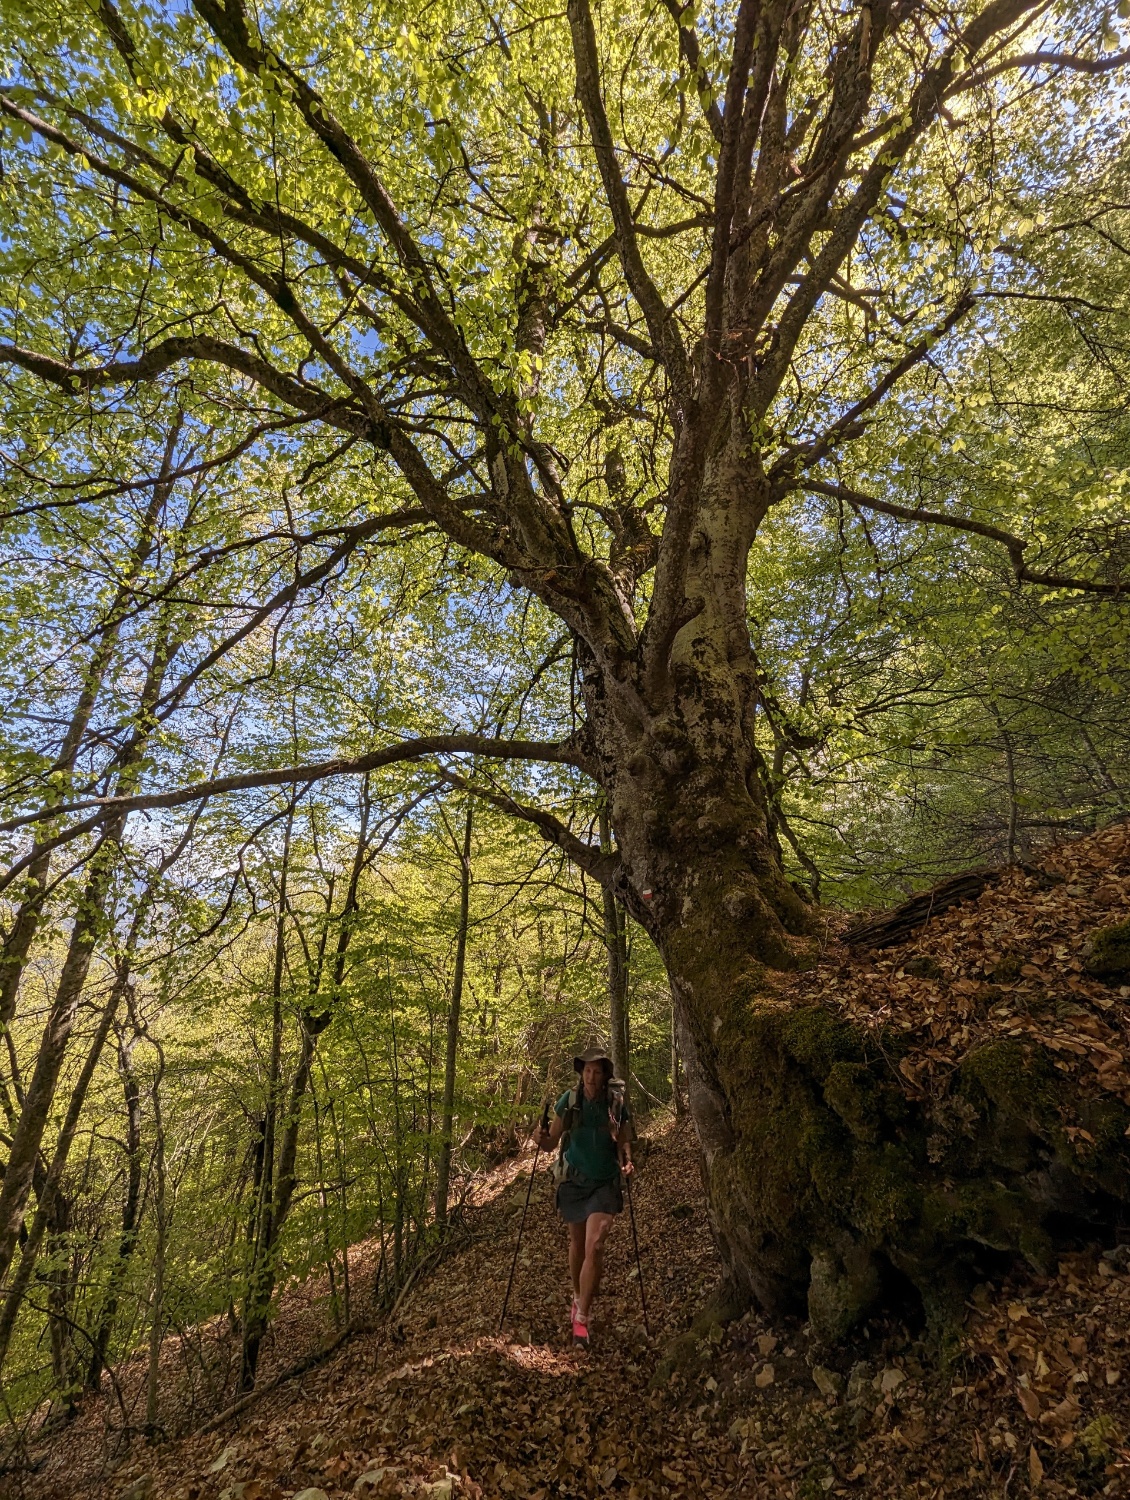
left=650, top=1330, right=708, bottom=1387
left=699, top=1003, right=1130, bottom=1345
left=903, top=955, right=943, bottom=980
left=1084, top=919, right=1130, bottom=981
left=988, top=953, right=1025, bottom=984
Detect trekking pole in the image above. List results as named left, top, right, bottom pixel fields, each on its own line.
left=624, top=1168, right=650, bottom=1338
left=499, top=1099, right=550, bottom=1333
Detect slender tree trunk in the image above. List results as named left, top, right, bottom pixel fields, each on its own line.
left=599, top=807, right=629, bottom=1088
left=45, top=1186, right=78, bottom=1415
left=239, top=783, right=372, bottom=1385
left=145, top=1044, right=167, bottom=1437
left=0, top=981, right=124, bottom=1373
left=0, top=614, right=178, bottom=1287
left=435, top=804, right=472, bottom=1229
left=239, top=804, right=293, bottom=1390
left=0, top=423, right=178, bottom=1033
left=391, top=1012, right=404, bottom=1283
left=0, top=806, right=187, bottom=1376
left=671, top=996, right=685, bottom=1118
left=86, top=1025, right=143, bottom=1390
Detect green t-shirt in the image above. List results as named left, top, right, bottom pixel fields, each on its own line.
left=555, top=1088, right=629, bottom=1185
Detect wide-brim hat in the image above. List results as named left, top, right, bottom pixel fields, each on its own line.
left=573, top=1046, right=614, bottom=1074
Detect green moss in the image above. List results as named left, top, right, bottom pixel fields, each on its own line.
left=848, top=1144, right=922, bottom=1241
left=904, top=955, right=944, bottom=979
left=650, top=1330, right=708, bottom=1388
left=940, top=1178, right=1052, bottom=1270
left=989, top=954, right=1025, bottom=984
left=823, top=1062, right=881, bottom=1142
left=778, top=1006, right=862, bottom=1081
left=1085, top=919, right=1130, bottom=980
left=808, top=1243, right=882, bottom=1342
left=957, top=1039, right=1065, bottom=1156
left=696, top=987, right=1130, bottom=1346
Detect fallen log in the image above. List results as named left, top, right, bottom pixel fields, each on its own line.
left=842, top=869, right=1001, bottom=950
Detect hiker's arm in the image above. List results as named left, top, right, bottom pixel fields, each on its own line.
left=619, top=1123, right=634, bottom=1176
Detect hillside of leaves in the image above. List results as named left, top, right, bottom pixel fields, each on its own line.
left=13, top=1124, right=1128, bottom=1500
left=6, top=821, right=1129, bottom=1500
left=798, top=819, right=1130, bottom=1117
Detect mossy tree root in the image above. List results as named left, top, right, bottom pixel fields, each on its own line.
left=703, top=1003, right=1130, bottom=1343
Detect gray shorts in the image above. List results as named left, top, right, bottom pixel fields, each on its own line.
left=556, top=1176, right=623, bottom=1223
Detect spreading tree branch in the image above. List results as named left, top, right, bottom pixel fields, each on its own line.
left=804, top=478, right=1128, bottom=597
left=435, top=767, right=614, bottom=883
left=0, top=736, right=590, bottom=893
left=567, top=0, right=689, bottom=394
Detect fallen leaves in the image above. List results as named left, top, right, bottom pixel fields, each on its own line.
left=795, top=820, right=1130, bottom=1115
left=17, top=822, right=1130, bottom=1500
left=1029, top=1442, right=1044, bottom=1486
left=1017, top=1386, right=1041, bottom=1421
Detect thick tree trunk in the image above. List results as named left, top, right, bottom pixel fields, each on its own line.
left=587, top=455, right=1130, bottom=1340
left=611, top=715, right=1130, bottom=1333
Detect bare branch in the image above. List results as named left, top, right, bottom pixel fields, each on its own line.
left=0, top=332, right=368, bottom=436
left=803, top=479, right=1128, bottom=597
left=0, top=735, right=588, bottom=848
left=567, top=0, right=689, bottom=393
left=659, top=0, right=724, bottom=143
left=436, top=767, right=613, bottom=882
left=190, top=0, right=501, bottom=425
left=152, top=509, right=430, bottom=721
left=771, top=294, right=974, bottom=490
left=949, top=46, right=1130, bottom=95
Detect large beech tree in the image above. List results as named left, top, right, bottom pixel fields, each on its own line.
left=2, top=0, right=1130, bottom=1331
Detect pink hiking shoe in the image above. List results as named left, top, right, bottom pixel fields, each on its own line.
left=571, top=1301, right=590, bottom=1347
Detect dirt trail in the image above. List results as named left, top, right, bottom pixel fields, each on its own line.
left=15, top=1118, right=735, bottom=1500
left=14, top=1111, right=1130, bottom=1500
left=12, top=822, right=1130, bottom=1500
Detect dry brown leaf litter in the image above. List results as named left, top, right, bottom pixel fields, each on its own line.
left=8, top=822, right=1130, bottom=1500
left=793, top=820, right=1130, bottom=1115
left=11, top=1125, right=1130, bottom=1500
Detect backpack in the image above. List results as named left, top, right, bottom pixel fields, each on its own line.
left=552, top=1078, right=632, bottom=1185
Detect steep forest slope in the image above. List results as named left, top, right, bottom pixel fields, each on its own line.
left=9, top=823, right=1130, bottom=1500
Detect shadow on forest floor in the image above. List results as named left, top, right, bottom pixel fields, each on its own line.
left=7, top=1101, right=1130, bottom=1498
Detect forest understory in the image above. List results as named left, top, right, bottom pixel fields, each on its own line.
left=4, top=4, right=1130, bottom=1496
left=10, top=822, right=1130, bottom=1500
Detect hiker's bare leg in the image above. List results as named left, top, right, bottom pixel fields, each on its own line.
left=567, top=1222, right=586, bottom=1298
left=578, top=1212, right=614, bottom=1317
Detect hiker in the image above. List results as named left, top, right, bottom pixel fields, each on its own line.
left=537, top=1046, right=633, bottom=1346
